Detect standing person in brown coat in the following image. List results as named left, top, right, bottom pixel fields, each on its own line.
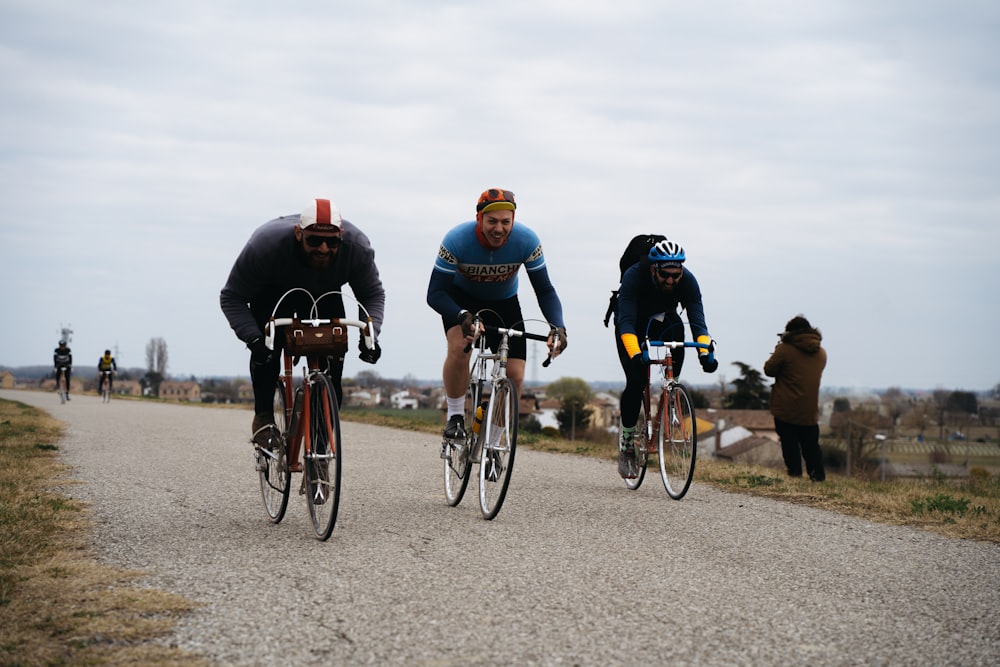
left=764, top=315, right=828, bottom=481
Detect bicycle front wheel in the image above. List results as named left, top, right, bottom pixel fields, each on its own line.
left=658, top=384, right=697, bottom=499
left=305, top=372, right=342, bottom=540
left=259, top=378, right=291, bottom=523
left=624, top=399, right=648, bottom=491
left=444, top=382, right=479, bottom=506
left=479, top=378, right=518, bottom=520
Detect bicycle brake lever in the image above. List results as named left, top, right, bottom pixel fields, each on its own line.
left=264, top=320, right=274, bottom=350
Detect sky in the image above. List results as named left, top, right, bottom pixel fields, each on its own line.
left=1, top=0, right=998, bottom=392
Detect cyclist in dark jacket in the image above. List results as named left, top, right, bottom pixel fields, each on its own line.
left=764, top=315, right=828, bottom=481
left=53, top=340, right=72, bottom=399
left=221, top=198, right=386, bottom=449
left=614, top=239, right=717, bottom=477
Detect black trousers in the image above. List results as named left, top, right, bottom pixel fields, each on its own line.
left=615, top=316, right=686, bottom=429
left=774, top=417, right=825, bottom=481
left=56, top=368, right=71, bottom=394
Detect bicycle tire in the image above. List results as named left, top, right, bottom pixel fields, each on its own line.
left=444, top=381, right=479, bottom=506
left=305, top=371, right=342, bottom=540
left=258, top=378, right=291, bottom=523
left=479, top=377, right=518, bottom=520
left=658, top=384, right=697, bottom=500
left=624, top=399, right=648, bottom=490
left=58, top=373, right=66, bottom=404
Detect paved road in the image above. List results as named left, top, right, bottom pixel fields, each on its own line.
left=4, top=389, right=998, bottom=666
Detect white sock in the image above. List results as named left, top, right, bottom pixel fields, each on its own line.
left=446, top=396, right=465, bottom=419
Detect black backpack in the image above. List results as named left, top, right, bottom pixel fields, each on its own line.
left=603, top=234, right=667, bottom=327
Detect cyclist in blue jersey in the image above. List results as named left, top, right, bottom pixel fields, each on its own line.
left=615, top=239, right=718, bottom=477
left=427, top=188, right=568, bottom=440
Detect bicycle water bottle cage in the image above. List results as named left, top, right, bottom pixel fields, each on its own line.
left=284, top=319, right=348, bottom=357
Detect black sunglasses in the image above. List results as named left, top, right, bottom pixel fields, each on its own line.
left=303, top=234, right=342, bottom=248
left=656, top=268, right=682, bottom=280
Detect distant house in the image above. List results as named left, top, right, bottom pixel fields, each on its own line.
left=588, top=392, right=620, bottom=430
left=237, top=382, right=254, bottom=403
left=390, top=390, right=419, bottom=410
left=0, top=371, right=14, bottom=389
left=159, top=381, right=202, bottom=402
left=702, top=408, right=784, bottom=467
left=345, top=387, right=380, bottom=408
left=533, top=397, right=561, bottom=430
left=116, top=380, right=142, bottom=396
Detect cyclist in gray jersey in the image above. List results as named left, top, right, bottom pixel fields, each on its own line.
left=221, top=198, right=386, bottom=449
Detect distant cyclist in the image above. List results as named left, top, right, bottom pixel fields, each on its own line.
left=97, top=350, right=117, bottom=395
left=614, top=239, right=718, bottom=477
left=426, top=187, right=568, bottom=441
left=53, top=340, right=72, bottom=400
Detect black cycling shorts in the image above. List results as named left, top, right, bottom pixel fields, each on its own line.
left=440, top=289, right=527, bottom=360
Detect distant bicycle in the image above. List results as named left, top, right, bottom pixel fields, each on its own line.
left=621, top=335, right=713, bottom=499
left=441, top=312, right=559, bottom=520
left=56, top=367, right=68, bottom=404
left=255, top=288, right=377, bottom=540
left=99, top=370, right=114, bottom=403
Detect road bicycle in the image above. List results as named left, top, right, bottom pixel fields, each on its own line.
left=621, top=336, right=713, bottom=499
left=254, top=288, right=377, bottom=541
left=99, top=370, right=114, bottom=403
left=56, top=367, right=68, bottom=404
left=442, top=313, right=559, bottom=520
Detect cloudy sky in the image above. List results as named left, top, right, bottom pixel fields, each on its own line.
left=2, top=0, right=998, bottom=392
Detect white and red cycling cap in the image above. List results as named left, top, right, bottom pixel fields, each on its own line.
left=299, top=198, right=343, bottom=229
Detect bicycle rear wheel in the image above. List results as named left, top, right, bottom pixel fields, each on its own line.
left=624, top=399, right=648, bottom=490
left=305, top=372, right=342, bottom=540
left=479, top=378, right=518, bottom=520
left=444, top=382, right=479, bottom=506
left=259, top=378, right=291, bottom=523
left=658, top=384, right=697, bottom=499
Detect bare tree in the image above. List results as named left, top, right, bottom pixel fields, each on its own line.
left=880, top=387, right=909, bottom=436
left=144, top=337, right=168, bottom=397
left=145, top=337, right=168, bottom=376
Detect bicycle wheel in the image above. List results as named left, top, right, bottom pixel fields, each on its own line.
left=444, top=382, right=479, bottom=506
left=479, top=377, right=518, bottom=520
left=258, top=378, right=291, bottom=523
left=658, top=384, right=697, bottom=499
left=305, top=372, right=342, bottom=540
left=624, top=399, right=648, bottom=490
left=58, top=374, right=66, bottom=404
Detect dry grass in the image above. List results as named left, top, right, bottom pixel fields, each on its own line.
left=0, top=399, right=209, bottom=666
left=693, top=458, right=1000, bottom=543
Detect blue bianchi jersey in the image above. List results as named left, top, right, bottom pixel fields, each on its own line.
left=432, top=221, right=546, bottom=301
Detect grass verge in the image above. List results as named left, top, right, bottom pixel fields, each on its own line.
left=342, top=407, right=1000, bottom=543
left=0, top=398, right=208, bottom=666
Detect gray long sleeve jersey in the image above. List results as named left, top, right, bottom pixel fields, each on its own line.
left=220, top=215, right=385, bottom=345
